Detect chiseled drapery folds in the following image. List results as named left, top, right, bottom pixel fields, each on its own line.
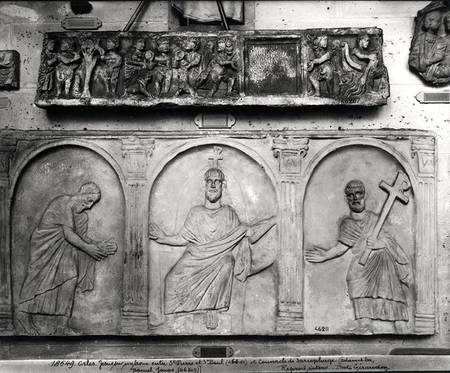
left=338, top=210, right=411, bottom=321
left=164, top=205, right=251, bottom=314
left=171, top=0, right=244, bottom=23
left=19, top=196, right=95, bottom=315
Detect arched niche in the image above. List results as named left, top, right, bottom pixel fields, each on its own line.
left=147, top=143, right=278, bottom=334
left=303, top=143, right=416, bottom=334
left=11, top=145, right=126, bottom=335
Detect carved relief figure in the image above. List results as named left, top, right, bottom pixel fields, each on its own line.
left=173, top=38, right=202, bottom=97
left=73, top=38, right=104, bottom=98
left=154, top=38, right=173, bottom=97
left=94, top=38, right=122, bottom=97
left=0, top=50, right=19, bottom=89
left=306, top=175, right=412, bottom=334
left=149, top=167, right=276, bottom=330
left=409, top=10, right=442, bottom=74
left=41, top=40, right=58, bottom=94
left=55, top=39, right=80, bottom=97
left=124, top=39, right=156, bottom=98
left=307, top=35, right=336, bottom=97
left=124, top=39, right=148, bottom=97
left=418, top=13, right=450, bottom=84
left=201, top=40, right=216, bottom=74
left=16, top=183, right=117, bottom=335
left=341, top=34, right=388, bottom=98
left=200, top=38, right=238, bottom=97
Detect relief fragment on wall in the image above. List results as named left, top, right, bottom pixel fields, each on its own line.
left=0, top=50, right=20, bottom=90
left=0, top=131, right=436, bottom=336
left=35, top=29, right=389, bottom=107
left=409, top=1, right=450, bottom=85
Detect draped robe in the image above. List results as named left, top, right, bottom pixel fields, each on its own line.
left=164, top=205, right=251, bottom=314
left=19, top=196, right=95, bottom=316
left=338, top=210, right=411, bottom=321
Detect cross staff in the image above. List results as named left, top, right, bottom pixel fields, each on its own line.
left=359, top=171, right=411, bottom=265
left=208, top=146, right=224, bottom=169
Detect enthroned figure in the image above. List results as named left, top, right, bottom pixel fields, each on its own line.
left=149, top=168, right=276, bottom=330
left=16, top=182, right=117, bottom=335
left=306, top=179, right=412, bottom=335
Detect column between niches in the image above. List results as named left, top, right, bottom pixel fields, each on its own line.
left=0, top=139, right=16, bottom=332
left=411, top=136, right=436, bottom=334
left=120, top=136, right=155, bottom=334
left=272, top=136, right=309, bottom=334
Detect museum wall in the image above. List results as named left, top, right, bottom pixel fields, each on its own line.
left=0, top=0, right=449, bottom=358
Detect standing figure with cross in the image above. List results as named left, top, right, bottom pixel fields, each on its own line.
left=306, top=171, right=413, bottom=334
left=149, top=146, right=276, bottom=330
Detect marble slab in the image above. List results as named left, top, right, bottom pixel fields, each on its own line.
left=34, top=29, right=390, bottom=107
left=0, top=129, right=436, bottom=337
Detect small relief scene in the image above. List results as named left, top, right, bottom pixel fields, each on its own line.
left=409, top=1, right=450, bottom=85
left=304, top=146, right=415, bottom=335
left=37, top=33, right=240, bottom=101
left=305, top=33, right=389, bottom=102
left=12, top=146, right=125, bottom=335
left=148, top=145, right=278, bottom=334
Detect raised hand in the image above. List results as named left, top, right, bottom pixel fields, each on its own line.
left=305, top=246, right=328, bottom=263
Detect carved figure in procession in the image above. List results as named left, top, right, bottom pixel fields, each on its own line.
left=94, top=38, right=122, bottom=97
left=173, top=38, right=202, bottom=97
left=149, top=167, right=276, bottom=330
left=73, top=38, right=104, bottom=98
left=55, top=39, right=80, bottom=97
left=340, top=34, right=388, bottom=98
left=201, top=40, right=216, bottom=73
left=306, top=174, right=412, bottom=335
left=41, top=40, right=58, bottom=94
left=124, top=39, right=156, bottom=98
left=307, top=35, right=336, bottom=97
left=154, top=37, right=173, bottom=96
left=124, top=39, right=147, bottom=96
left=16, top=183, right=117, bottom=335
left=198, top=38, right=238, bottom=98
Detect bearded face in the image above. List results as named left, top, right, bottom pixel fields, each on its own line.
left=205, top=170, right=223, bottom=203
left=345, top=186, right=366, bottom=213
